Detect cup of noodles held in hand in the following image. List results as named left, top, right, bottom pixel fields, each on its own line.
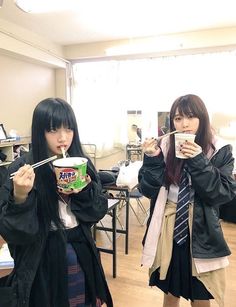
left=174, top=133, right=196, bottom=159
left=53, top=157, right=88, bottom=192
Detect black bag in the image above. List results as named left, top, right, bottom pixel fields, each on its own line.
left=0, top=151, right=7, bottom=162
left=98, top=170, right=119, bottom=186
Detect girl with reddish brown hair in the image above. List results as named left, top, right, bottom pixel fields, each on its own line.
left=139, top=94, right=236, bottom=307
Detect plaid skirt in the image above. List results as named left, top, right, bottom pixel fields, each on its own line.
left=67, top=243, right=102, bottom=307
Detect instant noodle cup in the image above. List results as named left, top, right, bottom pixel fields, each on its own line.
left=53, top=157, right=88, bottom=192
left=174, top=133, right=196, bottom=159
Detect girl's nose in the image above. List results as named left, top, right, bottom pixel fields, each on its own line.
left=182, top=117, right=189, bottom=127
left=58, top=130, right=67, bottom=142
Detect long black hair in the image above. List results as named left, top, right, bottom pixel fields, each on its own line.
left=31, top=98, right=95, bottom=232
left=165, top=94, right=214, bottom=185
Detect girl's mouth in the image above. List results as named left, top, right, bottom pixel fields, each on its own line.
left=57, top=145, right=67, bottom=150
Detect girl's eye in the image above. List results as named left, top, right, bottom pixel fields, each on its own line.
left=66, top=128, right=73, bottom=132
left=174, top=116, right=181, bottom=121
left=49, top=128, right=57, bottom=133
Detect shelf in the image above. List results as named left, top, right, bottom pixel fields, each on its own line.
left=0, top=136, right=31, bottom=148
left=0, top=137, right=31, bottom=168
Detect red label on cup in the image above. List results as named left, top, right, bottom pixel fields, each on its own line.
left=58, top=168, right=77, bottom=183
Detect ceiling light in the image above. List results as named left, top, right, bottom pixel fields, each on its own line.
left=15, top=0, right=37, bottom=13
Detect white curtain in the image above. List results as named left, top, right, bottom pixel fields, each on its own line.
left=72, top=61, right=128, bottom=157
left=72, top=50, right=236, bottom=158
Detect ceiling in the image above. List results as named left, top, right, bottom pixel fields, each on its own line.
left=1, top=0, right=236, bottom=46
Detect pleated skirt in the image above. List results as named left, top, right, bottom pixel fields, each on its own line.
left=149, top=236, right=214, bottom=301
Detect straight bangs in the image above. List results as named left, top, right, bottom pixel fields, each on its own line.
left=166, top=94, right=213, bottom=186
left=170, top=95, right=200, bottom=124
left=32, top=98, right=79, bottom=163
left=175, top=101, right=198, bottom=118
left=44, top=103, right=76, bottom=132
left=170, top=95, right=211, bottom=140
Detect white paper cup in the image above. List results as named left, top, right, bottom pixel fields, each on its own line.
left=174, top=133, right=196, bottom=159
left=53, top=157, right=88, bottom=192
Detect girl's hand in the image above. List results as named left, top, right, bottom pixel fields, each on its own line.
left=13, top=164, right=35, bottom=204
left=58, top=175, right=91, bottom=195
left=180, top=140, right=202, bottom=158
left=142, top=138, right=161, bottom=156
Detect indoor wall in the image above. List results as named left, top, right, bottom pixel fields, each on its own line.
left=0, top=53, right=56, bottom=137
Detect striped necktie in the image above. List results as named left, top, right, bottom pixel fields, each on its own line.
left=173, top=170, right=190, bottom=245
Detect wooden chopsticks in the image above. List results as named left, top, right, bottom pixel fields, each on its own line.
left=10, top=155, right=58, bottom=180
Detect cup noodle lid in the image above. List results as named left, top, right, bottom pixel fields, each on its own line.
left=53, top=157, right=87, bottom=167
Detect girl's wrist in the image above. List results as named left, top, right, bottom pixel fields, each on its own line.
left=145, top=147, right=161, bottom=157
left=14, top=192, right=27, bottom=204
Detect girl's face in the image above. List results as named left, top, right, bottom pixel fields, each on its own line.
left=45, top=126, right=74, bottom=156
left=173, top=108, right=200, bottom=134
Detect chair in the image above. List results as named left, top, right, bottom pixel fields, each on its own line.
left=114, top=187, right=148, bottom=226
left=128, top=188, right=149, bottom=225
left=115, top=188, right=149, bottom=226
left=126, top=143, right=142, bottom=161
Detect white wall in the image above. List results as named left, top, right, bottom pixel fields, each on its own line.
left=0, top=53, right=56, bottom=137
left=64, top=27, right=236, bottom=60
left=0, top=19, right=70, bottom=137
left=0, top=17, right=66, bottom=68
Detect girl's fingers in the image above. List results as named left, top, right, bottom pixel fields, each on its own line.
left=14, top=165, right=33, bottom=178
left=85, top=174, right=91, bottom=184
left=58, top=176, right=90, bottom=195
left=142, top=138, right=158, bottom=150
left=13, top=165, right=35, bottom=190
left=181, top=142, right=202, bottom=157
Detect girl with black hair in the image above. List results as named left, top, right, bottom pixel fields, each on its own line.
left=139, top=94, right=236, bottom=307
left=0, top=98, right=113, bottom=307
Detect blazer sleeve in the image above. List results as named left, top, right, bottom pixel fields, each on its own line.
left=186, top=145, right=236, bottom=206
left=0, top=162, right=39, bottom=245
left=138, top=152, right=166, bottom=200
left=70, top=167, right=108, bottom=224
